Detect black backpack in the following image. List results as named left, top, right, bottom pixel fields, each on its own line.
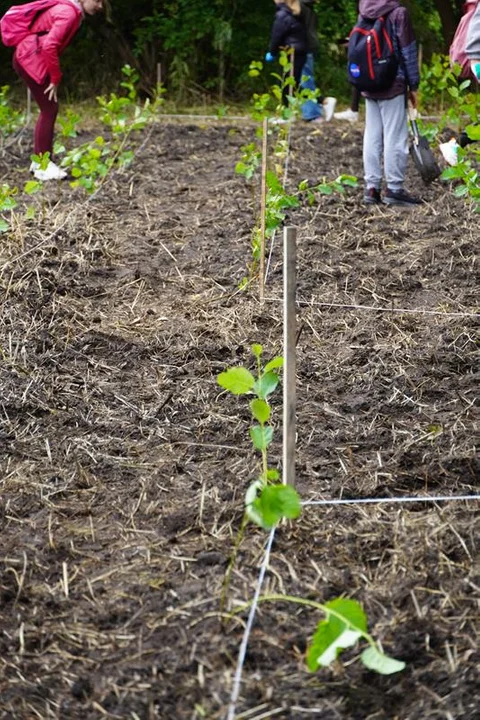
left=347, top=14, right=398, bottom=92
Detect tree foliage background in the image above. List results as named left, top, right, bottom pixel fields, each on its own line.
left=0, top=0, right=467, bottom=103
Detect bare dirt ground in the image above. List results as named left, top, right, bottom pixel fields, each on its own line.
left=0, top=118, right=479, bottom=720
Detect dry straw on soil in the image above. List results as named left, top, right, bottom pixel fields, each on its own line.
left=0, top=119, right=478, bottom=719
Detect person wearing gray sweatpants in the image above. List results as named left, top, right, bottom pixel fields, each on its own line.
left=359, top=0, right=422, bottom=206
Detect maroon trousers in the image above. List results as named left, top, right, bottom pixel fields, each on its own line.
left=13, top=57, right=58, bottom=156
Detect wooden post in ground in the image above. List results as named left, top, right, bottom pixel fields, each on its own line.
left=259, top=117, right=268, bottom=302
left=26, top=89, right=31, bottom=125
left=282, top=226, right=297, bottom=487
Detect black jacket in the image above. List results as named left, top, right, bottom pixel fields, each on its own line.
left=269, top=3, right=308, bottom=55
left=300, top=0, right=320, bottom=55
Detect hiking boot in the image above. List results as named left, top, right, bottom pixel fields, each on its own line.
left=363, top=187, right=381, bottom=204
left=322, top=97, right=337, bottom=122
left=439, top=138, right=459, bottom=166
left=30, top=160, right=67, bottom=181
left=383, top=188, right=422, bottom=206
left=334, top=108, right=359, bottom=123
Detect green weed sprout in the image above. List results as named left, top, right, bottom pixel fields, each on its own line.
left=217, top=344, right=300, bottom=529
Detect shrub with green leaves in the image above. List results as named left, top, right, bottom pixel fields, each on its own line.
left=217, top=344, right=300, bottom=529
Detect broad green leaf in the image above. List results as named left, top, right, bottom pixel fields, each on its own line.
left=23, top=180, right=41, bottom=195
left=217, top=367, right=255, bottom=395
left=361, top=647, right=406, bottom=675
left=245, top=480, right=269, bottom=529
left=250, top=425, right=273, bottom=450
left=250, top=398, right=270, bottom=424
left=465, top=124, right=480, bottom=141
left=245, top=479, right=263, bottom=506
left=337, top=174, right=358, bottom=187
left=266, top=170, right=283, bottom=193
left=307, top=598, right=367, bottom=672
left=254, top=371, right=279, bottom=399
left=0, top=218, right=9, bottom=233
left=254, top=484, right=301, bottom=528
left=264, top=357, right=284, bottom=373
left=308, top=627, right=362, bottom=670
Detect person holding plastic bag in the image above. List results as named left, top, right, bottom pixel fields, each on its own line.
left=1, top=0, right=103, bottom=180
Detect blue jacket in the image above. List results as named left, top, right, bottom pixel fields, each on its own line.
left=269, top=3, right=308, bottom=56
left=358, top=0, right=419, bottom=99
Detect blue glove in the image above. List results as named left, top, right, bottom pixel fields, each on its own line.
left=265, top=52, right=275, bottom=63
left=472, top=61, right=480, bottom=81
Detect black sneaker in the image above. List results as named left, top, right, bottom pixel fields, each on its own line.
left=363, top=187, right=381, bottom=204
left=383, top=188, right=422, bottom=206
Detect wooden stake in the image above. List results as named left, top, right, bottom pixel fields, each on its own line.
left=26, top=88, right=31, bottom=124
left=259, top=117, right=268, bottom=303
left=282, top=226, right=297, bottom=487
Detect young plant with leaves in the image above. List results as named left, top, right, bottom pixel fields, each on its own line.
left=441, top=127, right=480, bottom=208
left=251, top=595, right=406, bottom=676
left=58, top=65, right=164, bottom=193
left=0, top=86, right=25, bottom=142
left=217, top=344, right=300, bottom=529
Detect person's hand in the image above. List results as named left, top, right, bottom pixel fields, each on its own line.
left=44, top=83, right=58, bottom=102
left=471, top=60, right=480, bottom=81
left=265, top=52, right=275, bottom=63
left=408, top=90, right=418, bottom=109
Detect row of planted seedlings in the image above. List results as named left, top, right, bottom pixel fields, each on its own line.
left=219, top=53, right=405, bottom=682
left=236, top=50, right=358, bottom=291
left=0, top=65, right=164, bottom=233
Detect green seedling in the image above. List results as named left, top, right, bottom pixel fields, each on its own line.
left=30, top=151, right=50, bottom=171
left=0, top=183, right=18, bottom=232
left=57, top=109, right=81, bottom=138
left=0, top=85, right=24, bottom=139
left=217, top=344, right=300, bottom=529
left=298, top=174, right=358, bottom=204
left=61, top=136, right=111, bottom=193
left=249, top=595, right=406, bottom=676
left=55, top=65, right=163, bottom=193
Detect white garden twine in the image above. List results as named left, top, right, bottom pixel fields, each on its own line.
left=265, top=295, right=480, bottom=319
left=226, top=527, right=276, bottom=720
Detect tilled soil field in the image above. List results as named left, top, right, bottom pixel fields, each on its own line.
left=0, top=118, right=479, bottom=720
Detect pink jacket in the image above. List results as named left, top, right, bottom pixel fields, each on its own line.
left=14, top=0, right=83, bottom=86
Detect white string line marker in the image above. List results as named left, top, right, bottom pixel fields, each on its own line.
left=302, top=494, right=480, bottom=507
left=227, top=528, right=276, bottom=720
left=264, top=296, right=480, bottom=319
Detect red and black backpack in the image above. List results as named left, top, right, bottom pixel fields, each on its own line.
left=347, top=14, right=398, bottom=92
